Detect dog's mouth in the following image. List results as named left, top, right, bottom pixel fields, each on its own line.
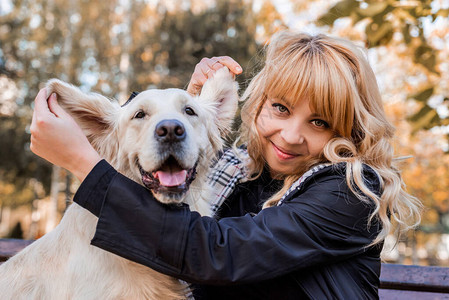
left=138, top=156, right=197, bottom=197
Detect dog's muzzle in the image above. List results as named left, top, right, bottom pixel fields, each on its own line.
left=138, top=156, right=197, bottom=199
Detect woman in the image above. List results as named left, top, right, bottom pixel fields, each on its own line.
left=30, top=31, right=421, bottom=299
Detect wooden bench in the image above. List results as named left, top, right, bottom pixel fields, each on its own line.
left=0, top=238, right=448, bottom=299
left=0, top=238, right=34, bottom=262
left=379, top=263, right=449, bottom=299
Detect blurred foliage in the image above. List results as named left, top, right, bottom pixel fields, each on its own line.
left=317, top=0, right=449, bottom=144
left=385, top=95, right=449, bottom=236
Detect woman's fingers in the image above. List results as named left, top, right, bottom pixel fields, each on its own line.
left=202, top=56, right=242, bottom=77
left=32, top=88, right=50, bottom=119
left=187, top=58, right=211, bottom=95
left=187, top=56, right=243, bottom=96
left=211, top=56, right=242, bottom=75
left=187, top=72, right=208, bottom=96
left=47, top=92, right=71, bottom=119
left=30, top=88, right=52, bottom=137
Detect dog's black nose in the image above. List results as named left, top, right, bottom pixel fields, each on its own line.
left=155, top=119, right=186, bottom=142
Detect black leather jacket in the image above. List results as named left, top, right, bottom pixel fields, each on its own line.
left=74, top=160, right=382, bottom=299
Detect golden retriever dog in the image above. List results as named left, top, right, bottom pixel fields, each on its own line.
left=0, top=67, right=238, bottom=299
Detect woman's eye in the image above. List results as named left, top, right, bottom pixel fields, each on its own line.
left=134, top=111, right=146, bottom=119
left=185, top=106, right=197, bottom=116
left=272, top=103, right=289, bottom=114
left=312, top=119, right=330, bottom=128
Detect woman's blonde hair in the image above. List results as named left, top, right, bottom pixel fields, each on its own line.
left=236, top=31, right=422, bottom=245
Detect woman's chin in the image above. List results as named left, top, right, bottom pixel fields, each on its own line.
left=266, top=155, right=315, bottom=178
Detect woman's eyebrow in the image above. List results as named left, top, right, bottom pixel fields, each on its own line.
left=268, top=94, right=299, bottom=108
left=308, top=112, right=330, bottom=122
left=270, top=96, right=289, bottom=104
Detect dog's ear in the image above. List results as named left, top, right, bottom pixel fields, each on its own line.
left=46, top=79, right=120, bottom=154
left=196, top=67, right=239, bottom=136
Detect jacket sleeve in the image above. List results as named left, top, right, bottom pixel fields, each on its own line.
left=74, top=160, right=379, bottom=285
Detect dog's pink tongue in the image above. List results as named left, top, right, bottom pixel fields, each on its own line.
left=155, top=170, right=187, bottom=187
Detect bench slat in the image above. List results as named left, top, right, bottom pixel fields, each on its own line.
left=379, top=289, right=449, bottom=299
left=380, top=264, right=449, bottom=293
left=0, top=238, right=34, bottom=262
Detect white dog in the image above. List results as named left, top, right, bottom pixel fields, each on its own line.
left=0, top=67, right=238, bottom=299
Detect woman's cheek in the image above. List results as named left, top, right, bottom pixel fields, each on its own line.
left=255, top=106, right=275, bottom=137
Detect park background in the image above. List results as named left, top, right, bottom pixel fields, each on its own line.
left=0, top=0, right=448, bottom=267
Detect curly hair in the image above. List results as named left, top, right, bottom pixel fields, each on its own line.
left=236, top=30, right=422, bottom=245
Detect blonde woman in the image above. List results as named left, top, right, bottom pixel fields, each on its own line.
left=31, top=31, right=421, bottom=299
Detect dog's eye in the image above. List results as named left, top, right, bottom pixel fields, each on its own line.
left=185, top=106, right=196, bottom=116
left=134, top=111, right=146, bottom=119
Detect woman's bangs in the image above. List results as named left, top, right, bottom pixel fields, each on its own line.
left=263, top=56, right=310, bottom=107
left=310, top=65, right=355, bottom=138
left=308, top=83, right=336, bottom=131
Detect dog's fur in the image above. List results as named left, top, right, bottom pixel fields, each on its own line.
left=0, top=68, right=238, bottom=299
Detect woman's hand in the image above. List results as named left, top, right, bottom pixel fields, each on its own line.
left=187, top=56, right=242, bottom=96
left=30, top=89, right=101, bottom=182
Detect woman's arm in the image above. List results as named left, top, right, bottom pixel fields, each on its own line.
left=75, top=161, right=379, bottom=285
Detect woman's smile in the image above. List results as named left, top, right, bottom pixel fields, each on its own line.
left=270, top=141, right=300, bottom=160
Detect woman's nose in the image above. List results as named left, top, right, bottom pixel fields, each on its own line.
left=280, top=125, right=305, bottom=145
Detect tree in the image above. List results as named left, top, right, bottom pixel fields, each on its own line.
left=317, top=0, right=449, bottom=144
left=126, top=0, right=261, bottom=91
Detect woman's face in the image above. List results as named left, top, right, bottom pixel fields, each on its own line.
left=256, top=96, right=334, bottom=178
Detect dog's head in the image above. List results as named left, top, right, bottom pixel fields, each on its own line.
left=46, top=68, right=238, bottom=206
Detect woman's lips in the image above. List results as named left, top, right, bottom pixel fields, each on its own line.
left=271, top=142, right=299, bottom=160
